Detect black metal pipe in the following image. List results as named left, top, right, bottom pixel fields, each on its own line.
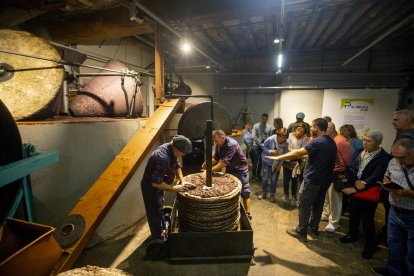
left=205, top=120, right=213, bottom=187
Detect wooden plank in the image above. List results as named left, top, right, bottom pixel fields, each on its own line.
left=155, top=24, right=164, bottom=105
left=54, top=98, right=182, bottom=273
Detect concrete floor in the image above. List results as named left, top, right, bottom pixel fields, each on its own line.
left=74, top=179, right=389, bottom=276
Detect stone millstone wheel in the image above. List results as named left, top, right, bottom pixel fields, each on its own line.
left=177, top=173, right=241, bottom=232
left=0, top=29, right=64, bottom=120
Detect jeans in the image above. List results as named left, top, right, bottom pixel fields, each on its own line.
left=251, top=145, right=262, bottom=177
left=228, top=168, right=250, bottom=199
left=261, top=163, right=280, bottom=194
left=141, top=181, right=165, bottom=240
left=283, top=167, right=298, bottom=197
left=387, top=206, right=414, bottom=276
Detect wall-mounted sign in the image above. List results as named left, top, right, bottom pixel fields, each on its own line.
left=340, top=98, right=374, bottom=137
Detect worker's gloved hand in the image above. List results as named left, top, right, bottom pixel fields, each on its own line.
left=184, top=183, right=196, bottom=190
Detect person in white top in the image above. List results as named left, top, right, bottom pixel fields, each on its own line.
left=284, top=123, right=307, bottom=204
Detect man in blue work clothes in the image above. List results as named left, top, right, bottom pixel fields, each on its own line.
left=141, top=135, right=195, bottom=241
left=267, top=118, right=337, bottom=241
left=202, top=129, right=252, bottom=219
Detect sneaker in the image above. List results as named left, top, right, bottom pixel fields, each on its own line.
left=339, top=235, right=358, bottom=243
left=283, top=195, right=290, bottom=203
left=258, top=192, right=267, bottom=200
left=286, top=228, right=307, bottom=242
left=321, top=215, right=329, bottom=222
left=309, top=228, right=319, bottom=238
left=362, top=246, right=376, bottom=259
left=325, top=223, right=336, bottom=233
left=371, top=267, right=391, bottom=276
left=291, top=196, right=298, bottom=204
left=269, top=194, right=276, bottom=203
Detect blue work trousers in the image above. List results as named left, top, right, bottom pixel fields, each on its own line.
left=141, top=181, right=165, bottom=240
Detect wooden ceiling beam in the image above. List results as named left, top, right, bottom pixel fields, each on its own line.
left=285, top=18, right=297, bottom=49
left=362, top=2, right=414, bottom=44
left=315, top=6, right=350, bottom=48
left=216, top=25, right=240, bottom=53
left=336, top=2, right=388, bottom=46
left=191, top=28, right=223, bottom=56
left=348, top=1, right=408, bottom=45
left=295, top=13, right=321, bottom=49
left=327, top=2, right=374, bottom=47
left=307, top=11, right=336, bottom=48
left=242, top=25, right=258, bottom=52
left=265, top=14, right=277, bottom=50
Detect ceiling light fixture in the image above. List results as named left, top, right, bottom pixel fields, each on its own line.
left=180, top=41, right=191, bottom=53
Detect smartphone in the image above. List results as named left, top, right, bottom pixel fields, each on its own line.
left=377, top=181, right=404, bottom=190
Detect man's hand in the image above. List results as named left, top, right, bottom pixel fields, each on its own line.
left=174, top=183, right=196, bottom=192
left=355, top=180, right=366, bottom=190
left=266, top=156, right=279, bottom=161
left=271, top=150, right=278, bottom=156
left=343, top=187, right=357, bottom=195
left=383, top=188, right=414, bottom=198
left=184, top=183, right=197, bottom=190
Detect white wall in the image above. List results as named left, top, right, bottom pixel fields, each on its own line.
left=18, top=119, right=153, bottom=243
left=279, top=90, right=324, bottom=127
left=322, top=89, right=398, bottom=151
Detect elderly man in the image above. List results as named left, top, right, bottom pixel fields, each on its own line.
left=251, top=113, right=273, bottom=181
left=393, top=109, right=414, bottom=138
left=372, top=136, right=414, bottom=276
left=287, top=112, right=311, bottom=136
left=377, top=109, right=414, bottom=244
left=141, top=135, right=195, bottom=241
left=202, top=129, right=252, bottom=218
left=322, top=122, right=352, bottom=232
left=267, top=118, right=337, bottom=241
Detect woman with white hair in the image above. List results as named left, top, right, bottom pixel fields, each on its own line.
left=341, top=130, right=392, bottom=259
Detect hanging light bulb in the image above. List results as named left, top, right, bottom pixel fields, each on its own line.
left=180, top=41, right=191, bottom=53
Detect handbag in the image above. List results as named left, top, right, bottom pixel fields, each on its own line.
left=333, top=172, right=349, bottom=192
left=352, top=186, right=380, bottom=202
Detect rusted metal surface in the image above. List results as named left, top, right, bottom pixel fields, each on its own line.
left=178, top=101, right=232, bottom=139
left=54, top=98, right=182, bottom=273
left=70, top=59, right=143, bottom=117
left=0, top=218, right=63, bottom=276
left=0, top=29, right=64, bottom=121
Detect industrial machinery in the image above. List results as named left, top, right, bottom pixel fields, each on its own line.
left=0, top=99, right=61, bottom=275
left=146, top=193, right=254, bottom=261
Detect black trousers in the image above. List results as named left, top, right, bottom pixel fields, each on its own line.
left=141, top=181, right=165, bottom=240
left=348, top=196, right=378, bottom=248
